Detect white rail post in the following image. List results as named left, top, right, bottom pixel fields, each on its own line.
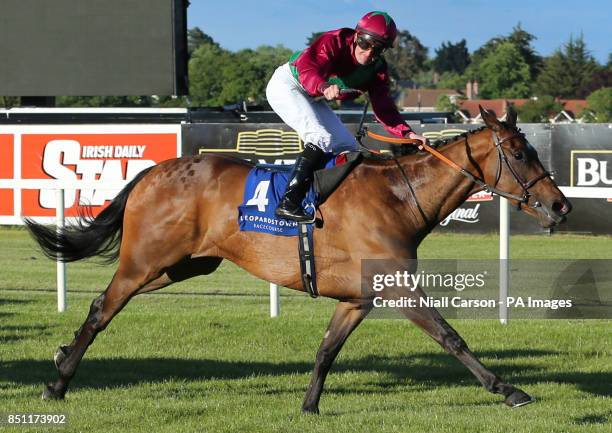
left=270, top=283, right=280, bottom=317
left=56, top=189, right=67, bottom=312
left=499, top=197, right=509, bottom=324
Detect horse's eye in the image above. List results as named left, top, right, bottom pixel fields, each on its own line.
left=513, top=151, right=524, bottom=160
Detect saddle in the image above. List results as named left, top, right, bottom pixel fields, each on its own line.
left=313, top=151, right=362, bottom=204
left=255, top=150, right=364, bottom=206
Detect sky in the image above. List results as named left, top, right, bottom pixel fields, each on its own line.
left=188, top=0, right=611, bottom=64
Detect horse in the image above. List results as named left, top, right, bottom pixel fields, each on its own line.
left=27, top=106, right=571, bottom=413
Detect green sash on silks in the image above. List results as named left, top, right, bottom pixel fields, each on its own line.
left=288, top=50, right=385, bottom=92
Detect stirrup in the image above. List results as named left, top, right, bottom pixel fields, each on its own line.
left=302, top=204, right=316, bottom=224
left=275, top=208, right=315, bottom=223
left=275, top=203, right=316, bottom=223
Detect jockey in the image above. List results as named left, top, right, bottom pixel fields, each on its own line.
left=266, top=11, right=427, bottom=222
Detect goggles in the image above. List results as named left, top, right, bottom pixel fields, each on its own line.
left=355, top=33, right=388, bottom=57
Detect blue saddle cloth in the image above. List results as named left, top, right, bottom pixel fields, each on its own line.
left=238, top=158, right=336, bottom=236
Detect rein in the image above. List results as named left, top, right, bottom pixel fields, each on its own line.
left=365, top=130, right=552, bottom=208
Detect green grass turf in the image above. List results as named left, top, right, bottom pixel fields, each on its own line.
left=0, top=227, right=610, bottom=432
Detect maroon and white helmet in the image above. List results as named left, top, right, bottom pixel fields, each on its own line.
left=355, top=11, right=398, bottom=48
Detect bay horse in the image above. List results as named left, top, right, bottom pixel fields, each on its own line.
left=27, top=106, right=571, bottom=413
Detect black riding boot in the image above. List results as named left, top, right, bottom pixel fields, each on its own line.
left=275, top=143, right=325, bottom=222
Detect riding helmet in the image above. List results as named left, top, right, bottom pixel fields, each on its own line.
left=355, top=11, right=398, bottom=48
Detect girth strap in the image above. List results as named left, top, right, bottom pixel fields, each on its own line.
left=298, top=222, right=318, bottom=298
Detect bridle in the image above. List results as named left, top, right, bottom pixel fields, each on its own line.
left=488, top=130, right=553, bottom=209
left=364, top=128, right=554, bottom=212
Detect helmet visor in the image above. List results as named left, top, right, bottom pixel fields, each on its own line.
left=355, top=33, right=388, bottom=57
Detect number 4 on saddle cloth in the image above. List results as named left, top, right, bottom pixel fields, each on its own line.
left=237, top=151, right=362, bottom=298
left=238, top=151, right=361, bottom=236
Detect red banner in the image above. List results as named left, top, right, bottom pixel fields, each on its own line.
left=0, top=134, right=14, bottom=216
left=21, top=132, right=178, bottom=217
left=0, top=125, right=180, bottom=223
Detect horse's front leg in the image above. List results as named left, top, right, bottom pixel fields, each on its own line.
left=302, top=300, right=372, bottom=414
left=392, top=287, right=534, bottom=407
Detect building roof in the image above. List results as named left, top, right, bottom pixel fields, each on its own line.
left=451, top=97, right=589, bottom=123
left=560, top=100, right=588, bottom=117
left=400, top=88, right=463, bottom=108
left=458, top=99, right=529, bottom=119
left=507, top=99, right=529, bottom=108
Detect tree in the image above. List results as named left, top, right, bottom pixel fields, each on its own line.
left=56, top=96, right=152, bottom=107
left=188, top=43, right=291, bottom=106
left=0, top=96, right=19, bottom=108
left=505, top=24, right=542, bottom=79
left=188, top=42, right=232, bottom=106
left=535, top=53, right=570, bottom=97
left=585, top=87, right=612, bottom=122
left=516, top=96, right=563, bottom=122
left=188, top=27, right=216, bottom=56
left=478, top=42, right=531, bottom=98
left=410, top=69, right=436, bottom=89
left=385, top=30, right=428, bottom=81
left=248, top=45, right=293, bottom=98
left=215, top=49, right=260, bottom=104
left=153, top=95, right=190, bottom=108
left=577, top=53, right=612, bottom=97
left=536, top=35, right=599, bottom=98
left=467, top=24, right=540, bottom=84
left=436, top=72, right=466, bottom=91
left=432, top=39, right=470, bottom=75
left=218, top=46, right=290, bottom=105
left=435, top=95, right=461, bottom=122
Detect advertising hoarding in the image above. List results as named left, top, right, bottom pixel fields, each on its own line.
left=0, top=125, right=181, bottom=224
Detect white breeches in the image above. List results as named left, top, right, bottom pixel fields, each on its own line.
left=265, top=63, right=359, bottom=154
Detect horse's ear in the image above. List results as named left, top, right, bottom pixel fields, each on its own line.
left=479, top=105, right=502, bottom=131
left=506, top=105, right=517, bottom=127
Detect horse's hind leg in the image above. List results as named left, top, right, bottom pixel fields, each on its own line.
left=394, top=288, right=533, bottom=407
left=42, top=266, right=145, bottom=400
left=302, top=300, right=372, bottom=414
left=43, top=256, right=222, bottom=400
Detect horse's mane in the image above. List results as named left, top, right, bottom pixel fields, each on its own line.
left=362, top=126, right=489, bottom=160
left=431, top=125, right=488, bottom=149
left=387, top=122, right=520, bottom=158
left=432, top=122, right=521, bottom=148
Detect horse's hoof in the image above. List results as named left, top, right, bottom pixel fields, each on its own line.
left=53, top=345, right=70, bottom=370
left=41, top=383, right=65, bottom=401
left=505, top=389, right=534, bottom=408
left=301, top=406, right=320, bottom=415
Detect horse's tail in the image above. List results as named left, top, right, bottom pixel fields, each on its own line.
left=24, top=166, right=155, bottom=263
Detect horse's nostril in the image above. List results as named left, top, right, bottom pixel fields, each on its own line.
left=552, top=200, right=571, bottom=216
